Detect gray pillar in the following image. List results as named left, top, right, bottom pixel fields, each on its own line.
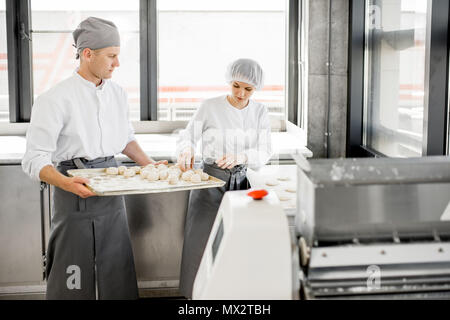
left=308, top=0, right=349, bottom=158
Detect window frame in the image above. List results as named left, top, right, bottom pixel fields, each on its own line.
left=5, top=0, right=33, bottom=123
left=140, top=0, right=157, bottom=121
left=287, top=0, right=300, bottom=126
left=5, top=0, right=303, bottom=131
left=347, top=0, right=450, bottom=157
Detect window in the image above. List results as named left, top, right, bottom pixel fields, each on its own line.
left=364, top=0, right=429, bottom=157
left=5, top=1, right=300, bottom=126
left=30, top=0, right=140, bottom=120
left=156, top=0, right=286, bottom=121
left=0, top=1, right=8, bottom=122
left=348, top=0, right=449, bottom=157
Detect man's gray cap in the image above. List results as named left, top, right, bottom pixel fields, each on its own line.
left=72, top=17, right=120, bottom=59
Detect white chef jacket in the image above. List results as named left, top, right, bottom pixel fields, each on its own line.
left=22, top=70, right=135, bottom=181
left=177, top=95, right=272, bottom=170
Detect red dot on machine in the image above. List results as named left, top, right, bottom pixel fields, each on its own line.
left=247, top=189, right=268, bottom=200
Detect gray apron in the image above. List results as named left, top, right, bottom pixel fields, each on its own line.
left=45, top=156, right=138, bottom=300
left=179, top=162, right=249, bottom=298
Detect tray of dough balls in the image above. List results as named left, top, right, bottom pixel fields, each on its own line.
left=67, top=163, right=226, bottom=196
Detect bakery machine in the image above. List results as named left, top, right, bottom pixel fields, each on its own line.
left=192, top=190, right=294, bottom=300
left=295, top=155, right=450, bottom=299
left=192, top=155, right=450, bottom=299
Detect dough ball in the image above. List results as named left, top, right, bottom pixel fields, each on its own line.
left=146, top=171, right=159, bottom=181
left=266, top=180, right=279, bottom=186
left=168, top=170, right=180, bottom=177
left=277, top=176, right=290, bottom=181
left=159, top=170, right=169, bottom=180
left=123, top=168, right=136, bottom=178
left=168, top=167, right=181, bottom=178
left=200, top=172, right=209, bottom=181
left=181, top=170, right=194, bottom=181
left=285, top=188, right=296, bottom=193
left=132, top=166, right=141, bottom=174
left=168, top=174, right=179, bottom=185
left=118, top=166, right=127, bottom=175
left=106, top=167, right=119, bottom=175
left=194, top=169, right=203, bottom=175
left=145, top=163, right=155, bottom=170
left=190, top=174, right=201, bottom=183
left=157, top=164, right=168, bottom=171
left=275, top=191, right=292, bottom=202
left=140, top=169, right=150, bottom=179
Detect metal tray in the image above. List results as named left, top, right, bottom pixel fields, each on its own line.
left=67, top=167, right=226, bottom=196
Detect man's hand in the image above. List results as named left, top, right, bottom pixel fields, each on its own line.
left=152, top=160, right=169, bottom=166
left=215, top=154, right=247, bottom=170
left=177, top=148, right=194, bottom=172
left=122, top=140, right=168, bottom=167
left=39, top=165, right=96, bottom=198
left=62, top=176, right=96, bottom=198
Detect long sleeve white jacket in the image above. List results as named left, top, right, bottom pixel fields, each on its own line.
left=22, top=71, right=135, bottom=181
left=177, top=95, right=272, bottom=170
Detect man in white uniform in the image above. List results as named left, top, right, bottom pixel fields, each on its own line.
left=22, top=17, right=164, bottom=299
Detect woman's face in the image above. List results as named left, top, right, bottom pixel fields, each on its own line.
left=230, top=81, right=256, bottom=107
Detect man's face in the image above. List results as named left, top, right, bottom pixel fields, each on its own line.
left=86, top=46, right=121, bottom=80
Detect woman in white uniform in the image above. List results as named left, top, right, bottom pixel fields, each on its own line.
left=177, top=58, right=272, bottom=298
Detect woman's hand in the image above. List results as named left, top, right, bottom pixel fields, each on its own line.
left=215, top=154, right=247, bottom=170
left=177, top=148, right=195, bottom=171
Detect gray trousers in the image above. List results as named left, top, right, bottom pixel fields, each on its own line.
left=179, top=163, right=249, bottom=298
left=45, top=157, right=138, bottom=300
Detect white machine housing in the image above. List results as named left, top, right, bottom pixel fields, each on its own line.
left=192, top=190, right=292, bottom=300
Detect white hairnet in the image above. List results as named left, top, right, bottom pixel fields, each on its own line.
left=225, top=58, right=264, bottom=90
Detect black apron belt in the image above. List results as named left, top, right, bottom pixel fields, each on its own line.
left=58, top=156, right=114, bottom=212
